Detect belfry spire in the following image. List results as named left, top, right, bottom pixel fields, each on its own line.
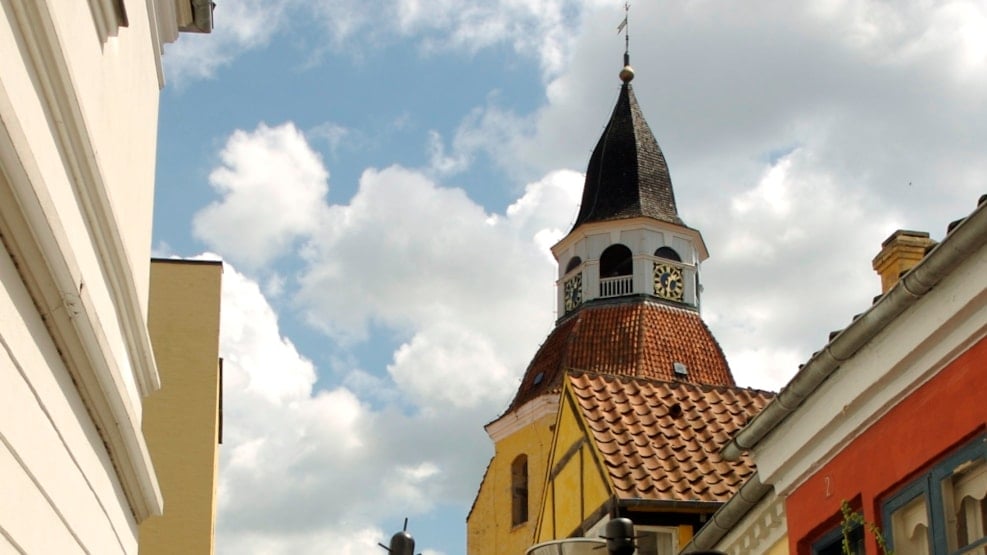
left=570, top=28, right=682, bottom=231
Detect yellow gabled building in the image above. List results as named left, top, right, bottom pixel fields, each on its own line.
left=535, top=372, right=771, bottom=551
left=140, top=259, right=223, bottom=555
left=468, top=396, right=558, bottom=555
left=533, top=376, right=611, bottom=543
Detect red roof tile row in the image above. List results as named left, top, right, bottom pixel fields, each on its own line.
left=508, top=299, right=735, bottom=411
left=568, top=372, right=774, bottom=503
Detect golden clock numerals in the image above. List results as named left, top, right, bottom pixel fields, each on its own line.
left=653, top=263, right=684, bottom=301
left=564, top=273, right=582, bottom=312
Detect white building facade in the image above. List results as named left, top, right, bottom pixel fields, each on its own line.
left=0, top=1, right=209, bottom=552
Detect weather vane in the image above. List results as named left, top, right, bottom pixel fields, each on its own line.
left=617, top=2, right=635, bottom=82
left=617, top=1, right=630, bottom=63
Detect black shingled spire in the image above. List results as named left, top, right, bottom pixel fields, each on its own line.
left=571, top=74, right=682, bottom=231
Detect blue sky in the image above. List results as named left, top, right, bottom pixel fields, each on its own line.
left=151, top=1, right=987, bottom=553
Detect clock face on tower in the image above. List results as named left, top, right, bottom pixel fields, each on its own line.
left=653, top=262, right=684, bottom=301
left=563, top=273, right=583, bottom=313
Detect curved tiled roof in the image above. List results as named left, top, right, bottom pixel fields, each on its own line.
left=568, top=372, right=774, bottom=503
left=571, top=82, right=682, bottom=231
left=507, top=298, right=734, bottom=411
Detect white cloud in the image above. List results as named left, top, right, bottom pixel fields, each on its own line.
left=425, top=130, right=469, bottom=176
left=307, top=121, right=352, bottom=159
left=195, top=135, right=583, bottom=552
left=388, top=323, right=515, bottom=411
left=165, top=0, right=593, bottom=85
left=698, top=148, right=900, bottom=390
left=215, top=263, right=441, bottom=551
left=175, top=1, right=987, bottom=551
left=294, top=165, right=565, bottom=365
left=164, top=0, right=290, bottom=85
left=219, top=525, right=387, bottom=555
left=213, top=263, right=319, bottom=405
left=193, top=122, right=329, bottom=270
left=311, top=0, right=582, bottom=75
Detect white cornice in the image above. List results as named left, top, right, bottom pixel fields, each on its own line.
left=485, top=395, right=559, bottom=442
left=716, top=490, right=786, bottom=554
left=551, top=217, right=709, bottom=262
left=755, top=239, right=987, bottom=496
left=87, top=0, right=125, bottom=43
left=0, top=5, right=162, bottom=521
left=11, top=0, right=161, bottom=397
left=144, top=0, right=174, bottom=87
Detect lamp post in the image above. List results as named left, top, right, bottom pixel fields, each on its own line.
left=379, top=519, right=416, bottom=555
left=602, top=517, right=636, bottom=555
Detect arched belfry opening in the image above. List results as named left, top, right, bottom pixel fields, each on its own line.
left=600, top=244, right=633, bottom=297
left=654, top=246, right=681, bottom=262
left=600, top=244, right=632, bottom=277
left=565, top=256, right=582, bottom=274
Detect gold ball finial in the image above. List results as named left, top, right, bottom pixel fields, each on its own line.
left=619, top=64, right=635, bottom=83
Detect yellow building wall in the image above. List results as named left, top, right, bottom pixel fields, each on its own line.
left=139, top=260, right=223, bottom=555
left=765, top=535, right=789, bottom=555
left=535, top=389, right=612, bottom=543
left=468, top=409, right=557, bottom=555
left=677, top=525, right=693, bottom=549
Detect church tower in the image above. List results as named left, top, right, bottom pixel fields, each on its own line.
left=467, top=52, right=750, bottom=555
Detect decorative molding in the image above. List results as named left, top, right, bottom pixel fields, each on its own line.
left=144, top=0, right=179, bottom=87
left=718, top=491, right=787, bottom=554
left=551, top=216, right=709, bottom=264
left=87, top=0, right=127, bottom=43
left=10, top=0, right=161, bottom=397
left=757, top=240, right=987, bottom=496
left=486, top=396, right=559, bottom=442
left=0, top=9, right=162, bottom=522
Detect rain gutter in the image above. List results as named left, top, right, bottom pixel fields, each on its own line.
left=617, top=498, right=723, bottom=512
left=722, top=196, right=987, bottom=462
left=684, top=196, right=987, bottom=552
left=680, top=473, right=769, bottom=553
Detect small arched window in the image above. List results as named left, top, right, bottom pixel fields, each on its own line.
left=511, top=455, right=529, bottom=526
left=600, top=244, right=633, bottom=277
left=565, top=256, right=582, bottom=274
left=654, top=246, right=681, bottom=262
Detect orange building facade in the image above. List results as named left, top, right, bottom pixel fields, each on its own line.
left=787, top=336, right=986, bottom=554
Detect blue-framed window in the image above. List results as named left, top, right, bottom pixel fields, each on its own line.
left=882, top=434, right=987, bottom=555
left=811, top=523, right=864, bottom=555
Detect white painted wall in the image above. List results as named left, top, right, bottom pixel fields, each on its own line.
left=754, top=237, right=987, bottom=497
left=0, top=242, right=138, bottom=553
left=0, top=0, right=195, bottom=551
left=552, top=218, right=707, bottom=315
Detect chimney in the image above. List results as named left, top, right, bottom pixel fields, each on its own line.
left=872, top=230, right=937, bottom=294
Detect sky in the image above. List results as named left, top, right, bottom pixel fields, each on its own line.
left=151, top=1, right=987, bottom=553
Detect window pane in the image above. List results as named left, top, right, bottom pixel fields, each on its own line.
left=942, top=459, right=986, bottom=552
left=636, top=529, right=674, bottom=555
left=813, top=525, right=864, bottom=555
left=891, top=494, right=931, bottom=555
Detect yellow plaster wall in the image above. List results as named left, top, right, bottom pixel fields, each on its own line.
left=139, top=260, right=222, bottom=555
left=467, top=410, right=556, bottom=555
left=677, top=525, right=693, bottom=549
left=765, top=535, right=789, bottom=555
left=536, top=390, right=612, bottom=543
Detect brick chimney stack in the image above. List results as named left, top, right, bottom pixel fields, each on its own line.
left=872, top=230, right=938, bottom=294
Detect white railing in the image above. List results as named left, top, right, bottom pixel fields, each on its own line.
left=599, top=275, right=633, bottom=298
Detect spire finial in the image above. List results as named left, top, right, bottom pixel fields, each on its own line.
left=618, top=2, right=634, bottom=83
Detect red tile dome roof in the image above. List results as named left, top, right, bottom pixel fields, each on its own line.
left=507, top=298, right=735, bottom=412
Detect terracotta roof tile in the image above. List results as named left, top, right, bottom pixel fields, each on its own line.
left=508, top=299, right=734, bottom=411
left=568, top=372, right=774, bottom=504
